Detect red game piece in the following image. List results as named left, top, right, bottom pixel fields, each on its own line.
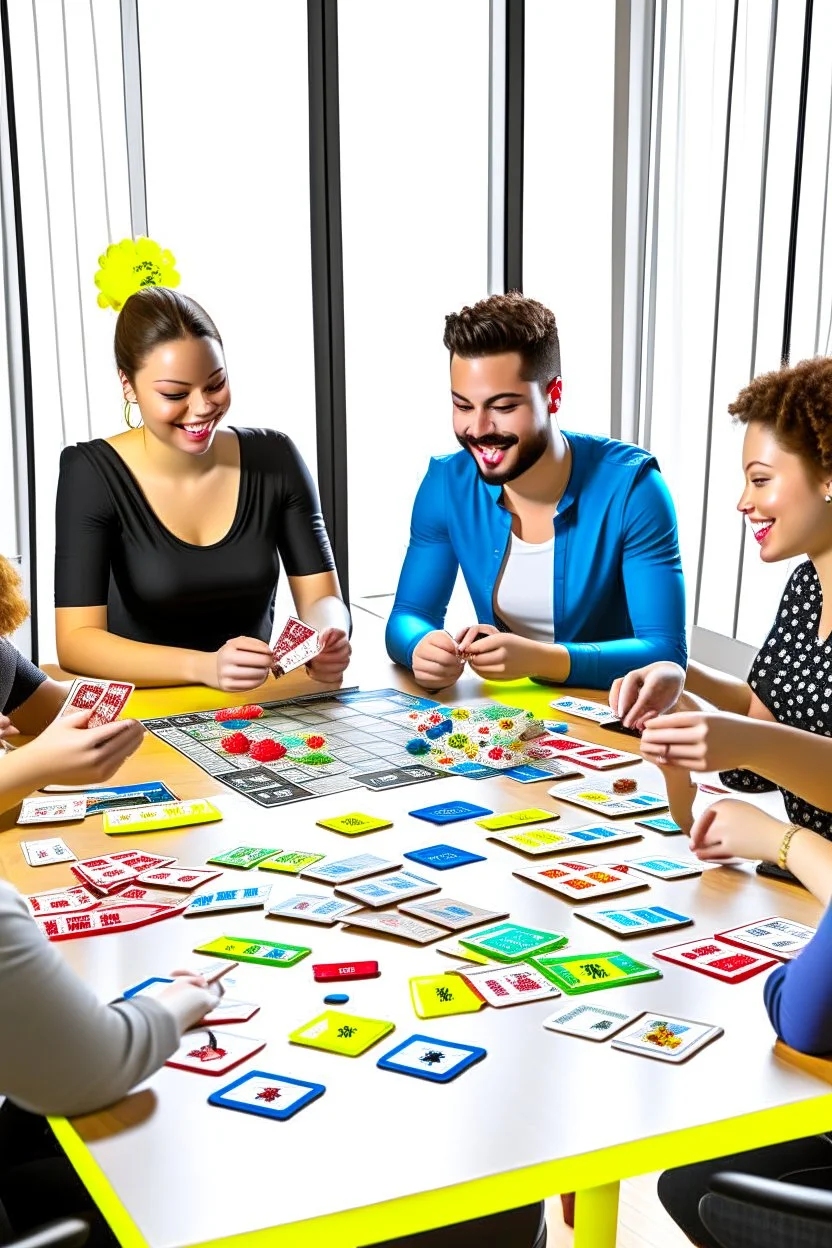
left=613, top=777, right=637, bottom=794
left=312, top=960, right=381, bottom=983
left=305, top=734, right=326, bottom=750
left=249, top=738, right=288, bottom=762
left=214, top=705, right=264, bottom=722
left=221, top=732, right=251, bottom=754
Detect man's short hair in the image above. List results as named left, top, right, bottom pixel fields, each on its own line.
left=443, top=292, right=561, bottom=387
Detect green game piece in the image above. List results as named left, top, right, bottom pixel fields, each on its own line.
left=532, top=949, right=661, bottom=995
left=459, top=921, right=568, bottom=964
left=206, top=846, right=282, bottom=869
left=193, top=935, right=311, bottom=967
left=297, top=752, right=334, bottom=766
left=259, top=851, right=326, bottom=874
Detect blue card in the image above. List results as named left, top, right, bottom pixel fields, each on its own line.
left=123, top=976, right=173, bottom=998
left=377, top=1034, right=486, bottom=1083
left=636, top=815, right=683, bottom=835
left=403, top=844, right=486, bottom=870
left=502, top=765, right=552, bottom=783
left=84, top=780, right=177, bottom=816
left=447, top=762, right=498, bottom=779
left=408, top=801, right=493, bottom=825
left=208, top=1070, right=325, bottom=1120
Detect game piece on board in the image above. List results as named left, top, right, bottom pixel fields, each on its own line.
left=249, top=739, right=288, bottom=763
left=266, top=893, right=361, bottom=925
left=343, top=910, right=447, bottom=944
left=611, top=1014, right=723, bottom=1063
left=289, top=1010, right=394, bottom=1057
left=577, top=904, right=693, bottom=937
left=185, top=886, right=272, bottom=916
left=653, top=936, right=778, bottom=982
left=165, top=1028, right=266, bottom=1076
left=403, top=844, right=486, bottom=870
left=214, top=704, right=264, bottom=721
left=377, top=1034, right=486, bottom=1083
left=457, top=962, right=560, bottom=1007
left=623, top=856, right=703, bottom=880
left=193, top=935, right=311, bottom=967
left=313, top=960, right=380, bottom=982
left=135, top=866, right=222, bottom=891
left=335, top=870, right=440, bottom=907
left=315, top=812, right=393, bottom=836
left=406, top=738, right=431, bottom=755
left=635, top=816, right=683, bottom=835
left=399, top=896, right=509, bottom=931
left=21, top=837, right=77, bottom=865
left=103, top=798, right=223, bottom=835
left=408, top=800, right=494, bottom=824
left=207, top=846, right=282, bottom=869
left=459, top=922, right=568, bottom=963
left=409, top=973, right=486, bottom=1019
left=612, top=777, right=637, bottom=794
left=533, top=950, right=661, bottom=994
left=715, top=916, right=816, bottom=960
left=543, top=1001, right=642, bottom=1041
left=220, top=732, right=251, bottom=754
left=259, top=851, right=325, bottom=874
left=24, top=884, right=100, bottom=917
left=18, top=797, right=87, bottom=826
left=514, top=861, right=648, bottom=901
left=301, top=853, right=401, bottom=884
left=209, top=1071, right=325, bottom=1120
left=548, top=778, right=669, bottom=818
left=475, top=808, right=559, bottom=832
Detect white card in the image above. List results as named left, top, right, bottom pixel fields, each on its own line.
left=24, top=884, right=100, bottom=916
left=622, top=855, right=703, bottom=880
left=398, top=897, right=509, bottom=931
left=716, top=916, right=816, bottom=960
left=301, top=853, right=401, bottom=884
left=335, top=870, right=440, bottom=907
left=185, top=886, right=272, bottom=916
left=458, top=962, right=560, bottom=1006
left=18, top=797, right=87, bottom=825
left=549, top=696, right=619, bottom=725
left=165, top=1028, right=266, bottom=1075
left=543, top=1001, right=642, bottom=1040
left=513, top=860, right=647, bottom=901
left=135, top=866, right=223, bottom=891
left=266, top=893, right=360, bottom=924
left=611, top=1014, right=723, bottom=1062
left=577, top=904, right=693, bottom=937
left=21, top=837, right=77, bottom=865
left=343, top=909, right=447, bottom=944
left=527, top=734, right=641, bottom=770
left=486, top=826, right=590, bottom=856
left=548, top=778, right=669, bottom=818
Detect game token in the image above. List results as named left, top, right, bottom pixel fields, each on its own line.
left=475, top=808, right=558, bottom=832
left=249, top=739, right=287, bottom=762
left=612, top=777, right=637, bottom=794
left=313, top=960, right=380, bottom=982
left=408, top=801, right=493, bottom=824
left=221, top=732, right=251, bottom=754
left=377, top=1034, right=486, bottom=1083
left=543, top=721, right=570, bottom=734
left=459, top=922, right=568, bottom=963
left=315, top=813, right=393, bottom=836
left=209, top=1070, right=325, bottom=1119
left=409, top=973, right=485, bottom=1019
left=193, top=935, right=311, bottom=967
left=324, top=994, right=349, bottom=1005
left=543, top=1001, right=642, bottom=1041
left=215, top=704, right=263, bottom=721
left=289, top=1010, right=394, bottom=1057
left=406, top=737, right=431, bottom=755
left=403, top=844, right=486, bottom=870
left=533, top=950, right=661, bottom=994
left=611, top=1014, right=723, bottom=1063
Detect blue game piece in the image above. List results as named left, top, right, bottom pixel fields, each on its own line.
left=214, top=719, right=251, bottom=731
left=323, top=993, right=350, bottom=1005
left=408, top=800, right=493, bottom=825
left=208, top=1070, right=326, bottom=1120
left=377, top=1033, right=486, bottom=1083
left=404, top=844, right=486, bottom=870
left=425, top=718, right=453, bottom=740
left=543, top=720, right=570, bottom=734
left=405, top=737, right=431, bottom=755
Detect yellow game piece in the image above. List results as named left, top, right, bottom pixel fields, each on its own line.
left=103, top=799, right=222, bottom=835
left=475, top=808, right=558, bottom=832
left=409, top=973, right=486, bottom=1019
left=315, top=813, right=393, bottom=836
left=289, top=1010, right=394, bottom=1056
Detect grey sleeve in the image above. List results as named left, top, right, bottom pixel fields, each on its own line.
left=0, top=882, right=179, bottom=1116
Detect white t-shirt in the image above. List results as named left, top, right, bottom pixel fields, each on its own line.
left=494, top=531, right=555, bottom=643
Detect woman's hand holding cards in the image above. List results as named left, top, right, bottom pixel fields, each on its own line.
left=610, top=661, right=686, bottom=729
left=26, top=712, right=144, bottom=787
left=156, top=969, right=224, bottom=1032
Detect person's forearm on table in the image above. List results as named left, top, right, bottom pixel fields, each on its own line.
left=737, top=718, right=832, bottom=814
left=58, top=625, right=214, bottom=688
left=684, top=659, right=753, bottom=716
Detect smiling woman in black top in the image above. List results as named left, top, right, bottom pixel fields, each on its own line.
left=55, top=288, right=350, bottom=690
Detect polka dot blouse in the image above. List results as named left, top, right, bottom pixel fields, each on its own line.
left=721, top=560, right=832, bottom=836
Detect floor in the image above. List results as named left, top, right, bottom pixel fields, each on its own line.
left=545, top=1174, right=693, bottom=1246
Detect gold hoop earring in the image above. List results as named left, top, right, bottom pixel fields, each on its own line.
left=123, top=399, right=142, bottom=430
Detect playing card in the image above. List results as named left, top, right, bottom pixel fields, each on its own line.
left=289, top=1010, right=395, bottom=1057
left=315, top=812, right=393, bottom=836
left=208, top=1070, right=325, bottom=1119
left=166, top=1028, right=266, bottom=1076
left=527, top=733, right=641, bottom=770
left=577, top=904, right=693, bottom=937
left=193, top=935, right=311, bottom=967
left=21, top=837, right=77, bottom=865
left=135, top=866, right=223, bottom=891
left=533, top=950, right=661, bottom=994
left=548, top=779, right=669, bottom=818
left=716, top=917, right=816, bottom=960
left=206, top=846, right=282, bottom=869
left=565, top=824, right=645, bottom=849
left=24, top=884, right=100, bottom=917
left=635, top=816, right=683, bottom=835
left=103, top=798, right=223, bottom=835
left=486, top=827, right=589, bottom=855
left=301, top=853, right=401, bottom=884
left=87, top=681, right=135, bottom=727
left=623, top=855, right=703, bottom=880
left=266, top=893, right=361, bottom=924
left=352, top=765, right=442, bottom=790
left=475, top=808, right=559, bottom=832
left=459, top=922, right=568, bottom=963
left=403, top=844, right=486, bottom=870
left=35, top=901, right=180, bottom=941
left=342, top=909, right=447, bottom=944
left=107, top=849, right=176, bottom=871
left=543, top=1001, right=642, bottom=1040
left=84, top=781, right=176, bottom=816
left=502, top=763, right=582, bottom=783
left=377, top=1034, right=486, bottom=1082
left=18, top=797, right=86, bottom=826
left=71, top=855, right=141, bottom=894
left=59, top=678, right=108, bottom=715
left=408, top=801, right=493, bottom=824
left=458, top=962, right=560, bottom=1007
left=258, top=851, right=326, bottom=874
left=409, top=973, right=486, bottom=1018
left=514, top=861, right=647, bottom=901
left=398, top=897, right=509, bottom=931
left=653, top=936, right=779, bottom=982
left=335, top=869, right=440, bottom=907
left=271, top=616, right=321, bottom=675
left=185, top=886, right=272, bottom=916
left=549, top=696, right=619, bottom=725
left=611, top=1014, right=723, bottom=1062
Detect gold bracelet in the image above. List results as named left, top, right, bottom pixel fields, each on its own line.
left=777, top=824, right=800, bottom=871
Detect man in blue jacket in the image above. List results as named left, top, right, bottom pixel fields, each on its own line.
left=386, top=291, right=686, bottom=691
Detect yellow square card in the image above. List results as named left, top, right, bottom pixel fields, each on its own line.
left=409, top=973, right=486, bottom=1019
left=316, top=813, right=393, bottom=836
left=289, top=1010, right=395, bottom=1057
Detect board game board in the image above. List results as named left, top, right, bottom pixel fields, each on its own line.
left=143, top=688, right=454, bottom=809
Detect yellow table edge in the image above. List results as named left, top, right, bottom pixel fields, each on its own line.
left=50, top=1091, right=832, bottom=1248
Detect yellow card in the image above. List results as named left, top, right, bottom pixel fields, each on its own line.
left=289, top=1010, right=394, bottom=1056
left=315, top=813, right=393, bottom=836
left=409, top=973, right=486, bottom=1019
left=475, top=808, right=558, bottom=832
left=492, top=828, right=573, bottom=852
left=103, top=799, right=222, bottom=835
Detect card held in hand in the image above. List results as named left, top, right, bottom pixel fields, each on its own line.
left=271, top=617, right=322, bottom=676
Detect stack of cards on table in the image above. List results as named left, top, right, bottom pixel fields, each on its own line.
left=653, top=936, right=778, bottom=982
left=71, top=851, right=175, bottom=895
left=271, top=616, right=322, bottom=676
left=18, top=798, right=87, bottom=826
left=35, top=898, right=186, bottom=941
left=20, top=836, right=77, bottom=865
left=60, top=678, right=135, bottom=727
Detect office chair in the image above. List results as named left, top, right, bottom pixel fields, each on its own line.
left=699, top=1170, right=832, bottom=1247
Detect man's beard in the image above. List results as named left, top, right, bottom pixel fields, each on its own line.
left=457, top=428, right=550, bottom=484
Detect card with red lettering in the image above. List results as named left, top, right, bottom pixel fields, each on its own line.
left=135, top=866, right=222, bottom=891
left=21, top=837, right=77, bottom=865
left=165, top=1028, right=266, bottom=1076
left=18, top=797, right=87, bottom=826
left=86, top=682, right=135, bottom=727
left=71, top=856, right=140, bottom=895
left=34, top=901, right=181, bottom=941
left=456, top=962, right=560, bottom=1007
left=652, top=936, right=778, bottom=982
left=24, top=884, right=100, bottom=917
left=107, top=850, right=177, bottom=872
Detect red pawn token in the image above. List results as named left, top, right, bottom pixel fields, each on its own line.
left=249, top=738, right=288, bottom=763
left=236, top=705, right=264, bottom=720
left=221, top=732, right=252, bottom=755
left=214, top=707, right=239, bottom=723
left=612, top=777, right=637, bottom=794
left=305, top=734, right=326, bottom=750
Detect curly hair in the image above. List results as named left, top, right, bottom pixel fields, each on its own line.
left=729, top=357, right=832, bottom=475
left=443, top=291, right=561, bottom=387
left=0, top=556, right=29, bottom=639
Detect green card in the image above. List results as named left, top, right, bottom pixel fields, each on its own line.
left=258, top=850, right=326, bottom=874
left=289, top=1010, right=394, bottom=1057
left=206, top=846, right=282, bottom=869
left=316, top=813, right=393, bottom=836
left=532, top=950, right=661, bottom=995
left=194, top=935, right=311, bottom=967
left=475, top=808, right=558, bottom=832
left=459, top=921, right=568, bottom=963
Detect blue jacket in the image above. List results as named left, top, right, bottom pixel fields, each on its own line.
left=764, top=902, right=832, bottom=1055
left=385, top=431, right=687, bottom=689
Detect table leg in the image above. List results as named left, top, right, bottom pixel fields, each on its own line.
left=573, top=1180, right=620, bottom=1248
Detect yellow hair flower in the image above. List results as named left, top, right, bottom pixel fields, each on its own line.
left=94, top=237, right=180, bottom=311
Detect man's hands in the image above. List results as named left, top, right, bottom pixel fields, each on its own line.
left=306, top=628, right=351, bottom=684
left=26, top=712, right=145, bottom=786
left=609, top=661, right=686, bottom=729
left=689, top=799, right=783, bottom=864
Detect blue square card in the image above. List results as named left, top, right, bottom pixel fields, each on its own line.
left=208, top=1070, right=325, bottom=1120
left=404, top=844, right=486, bottom=870
left=408, top=801, right=493, bottom=825
left=377, top=1034, right=486, bottom=1083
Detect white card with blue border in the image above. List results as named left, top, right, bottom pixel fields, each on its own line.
left=377, top=1034, right=486, bottom=1083
left=208, top=1070, right=325, bottom=1119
